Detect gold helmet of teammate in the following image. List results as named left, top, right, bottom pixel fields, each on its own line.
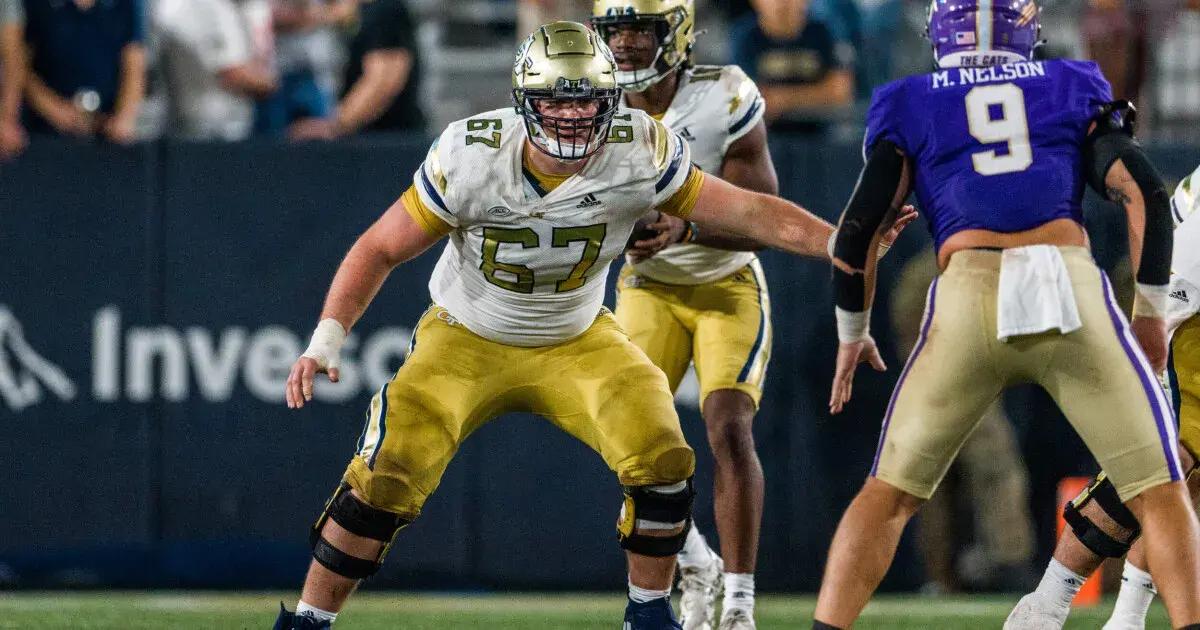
left=513, top=21, right=622, bottom=161
left=590, top=0, right=696, bottom=92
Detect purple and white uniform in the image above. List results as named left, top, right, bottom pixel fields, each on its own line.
left=865, top=59, right=1109, bottom=249
left=865, top=52, right=1180, bottom=501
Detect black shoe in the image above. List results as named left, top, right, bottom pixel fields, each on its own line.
left=623, top=596, right=683, bottom=630
left=273, top=603, right=332, bottom=629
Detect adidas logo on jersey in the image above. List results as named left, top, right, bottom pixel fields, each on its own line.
left=679, top=127, right=696, bottom=142
left=1171, top=289, right=1190, bottom=303
left=576, top=194, right=602, bottom=208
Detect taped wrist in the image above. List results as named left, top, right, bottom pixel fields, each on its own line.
left=1133, top=283, right=1168, bottom=319
left=303, top=318, right=346, bottom=370
left=836, top=307, right=871, bottom=343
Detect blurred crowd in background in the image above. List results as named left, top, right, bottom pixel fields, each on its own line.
left=2, top=0, right=1199, bottom=597
left=1, top=0, right=1199, bottom=161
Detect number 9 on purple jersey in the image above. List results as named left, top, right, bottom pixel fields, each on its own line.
left=863, top=59, right=1113, bottom=250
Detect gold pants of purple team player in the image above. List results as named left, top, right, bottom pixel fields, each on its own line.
left=872, top=247, right=1182, bottom=501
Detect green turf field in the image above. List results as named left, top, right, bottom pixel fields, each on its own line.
left=0, top=591, right=1170, bottom=629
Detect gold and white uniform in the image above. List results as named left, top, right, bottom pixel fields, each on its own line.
left=415, top=107, right=698, bottom=346
left=628, top=65, right=764, bottom=285
left=344, top=107, right=705, bottom=518
left=615, top=64, right=772, bottom=407
left=1167, top=164, right=1200, bottom=459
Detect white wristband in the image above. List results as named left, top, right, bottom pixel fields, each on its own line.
left=302, top=318, right=347, bottom=370
left=836, top=307, right=871, bottom=343
left=1133, top=283, right=1169, bottom=319
left=826, top=230, right=838, bottom=259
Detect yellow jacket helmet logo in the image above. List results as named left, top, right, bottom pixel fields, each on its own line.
left=591, top=0, right=696, bottom=92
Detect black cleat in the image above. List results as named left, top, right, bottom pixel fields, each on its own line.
left=624, top=596, right=683, bottom=630
left=273, top=603, right=332, bottom=629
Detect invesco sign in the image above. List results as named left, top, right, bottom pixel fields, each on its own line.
left=0, top=305, right=412, bottom=409
left=91, top=306, right=411, bottom=404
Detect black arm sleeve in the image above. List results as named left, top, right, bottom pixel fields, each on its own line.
left=833, top=140, right=907, bottom=311
left=1082, top=103, right=1172, bottom=286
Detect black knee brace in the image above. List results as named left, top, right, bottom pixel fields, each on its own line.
left=309, top=483, right=411, bottom=579
left=617, top=478, right=695, bottom=557
left=1063, top=473, right=1142, bottom=558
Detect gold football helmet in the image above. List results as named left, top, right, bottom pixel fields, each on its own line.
left=590, top=0, right=696, bottom=92
left=513, top=21, right=622, bottom=161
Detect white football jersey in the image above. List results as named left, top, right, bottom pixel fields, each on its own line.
left=628, top=64, right=766, bottom=285
left=1169, top=164, right=1200, bottom=331
left=411, top=107, right=697, bottom=347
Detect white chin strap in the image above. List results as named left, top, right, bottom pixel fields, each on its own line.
left=936, top=50, right=1028, bottom=68
left=531, top=125, right=599, bottom=161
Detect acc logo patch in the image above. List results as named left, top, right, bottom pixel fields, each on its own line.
left=487, top=206, right=512, bottom=217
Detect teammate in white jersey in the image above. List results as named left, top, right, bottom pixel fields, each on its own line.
left=1006, top=163, right=1200, bottom=630
left=590, top=2, right=783, bottom=629
left=271, top=21, right=902, bottom=630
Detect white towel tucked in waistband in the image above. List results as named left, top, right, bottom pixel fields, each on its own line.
left=996, top=245, right=1082, bottom=342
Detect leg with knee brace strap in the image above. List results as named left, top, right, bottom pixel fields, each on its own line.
left=1063, top=473, right=1142, bottom=558
left=309, top=483, right=411, bottom=579
left=617, top=479, right=695, bottom=556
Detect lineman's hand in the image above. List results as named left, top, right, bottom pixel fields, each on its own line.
left=628, top=212, right=686, bottom=262
left=829, top=337, right=887, bottom=414
left=286, top=319, right=345, bottom=408
left=879, top=205, right=919, bottom=252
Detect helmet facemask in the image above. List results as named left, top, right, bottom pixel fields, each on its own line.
left=591, top=7, right=691, bottom=92
left=514, top=77, right=621, bottom=161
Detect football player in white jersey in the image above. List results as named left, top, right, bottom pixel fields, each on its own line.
left=1006, top=163, right=1200, bottom=630
left=271, top=21, right=907, bottom=630
left=589, top=2, right=783, bottom=629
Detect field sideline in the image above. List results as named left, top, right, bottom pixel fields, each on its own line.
left=0, top=591, right=1170, bottom=629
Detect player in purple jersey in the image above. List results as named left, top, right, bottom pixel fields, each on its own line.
left=809, top=2, right=1200, bottom=629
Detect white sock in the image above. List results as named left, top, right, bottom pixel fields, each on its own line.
left=1033, top=558, right=1087, bottom=612
left=629, top=580, right=671, bottom=604
left=677, top=525, right=713, bottom=569
left=1107, top=562, right=1156, bottom=624
left=722, top=573, right=755, bottom=614
left=296, top=601, right=338, bottom=623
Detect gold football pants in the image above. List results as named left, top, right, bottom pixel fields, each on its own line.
left=875, top=248, right=1179, bottom=501
left=1171, top=314, right=1200, bottom=461
left=614, top=261, right=771, bottom=407
left=342, top=306, right=696, bottom=519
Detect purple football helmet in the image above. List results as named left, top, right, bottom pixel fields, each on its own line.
left=927, top=0, right=1041, bottom=68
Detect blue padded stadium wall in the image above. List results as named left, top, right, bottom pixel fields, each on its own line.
left=2, top=136, right=1197, bottom=591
